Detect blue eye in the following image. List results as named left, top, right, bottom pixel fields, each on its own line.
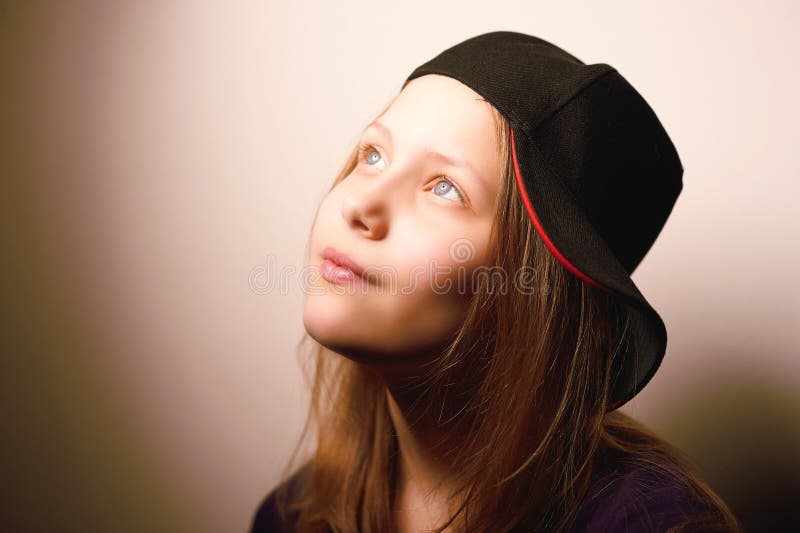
left=359, top=143, right=383, bottom=167
left=433, top=180, right=464, bottom=203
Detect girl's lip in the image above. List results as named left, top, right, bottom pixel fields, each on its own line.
left=322, top=246, right=366, bottom=278
left=320, top=258, right=367, bottom=286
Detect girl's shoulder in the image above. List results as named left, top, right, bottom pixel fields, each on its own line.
left=249, top=462, right=312, bottom=533
left=573, top=452, right=731, bottom=532
left=249, top=455, right=733, bottom=532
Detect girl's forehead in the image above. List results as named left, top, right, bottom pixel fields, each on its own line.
left=390, top=74, right=494, bottom=123
left=376, top=78, right=500, bottom=158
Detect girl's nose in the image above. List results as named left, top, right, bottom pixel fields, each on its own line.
left=341, top=189, right=389, bottom=240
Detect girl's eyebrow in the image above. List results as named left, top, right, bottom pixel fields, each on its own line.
left=363, top=119, right=491, bottom=199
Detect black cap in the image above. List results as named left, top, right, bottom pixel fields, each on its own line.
left=402, top=31, right=683, bottom=411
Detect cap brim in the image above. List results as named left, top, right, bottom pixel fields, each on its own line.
left=510, top=126, right=667, bottom=411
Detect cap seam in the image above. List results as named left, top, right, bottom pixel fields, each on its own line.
left=526, top=65, right=618, bottom=135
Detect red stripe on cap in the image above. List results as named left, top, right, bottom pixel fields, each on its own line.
left=510, top=127, right=612, bottom=295
left=511, top=128, right=621, bottom=412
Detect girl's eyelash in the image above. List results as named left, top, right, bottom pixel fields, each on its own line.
left=356, top=142, right=372, bottom=160
left=356, top=142, right=467, bottom=203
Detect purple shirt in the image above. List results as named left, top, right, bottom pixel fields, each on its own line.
left=572, top=458, right=721, bottom=531
left=251, top=455, right=723, bottom=532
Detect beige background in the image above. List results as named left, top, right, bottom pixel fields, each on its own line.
left=2, top=2, right=798, bottom=532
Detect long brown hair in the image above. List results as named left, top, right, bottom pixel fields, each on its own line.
left=272, top=96, right=742, bottom=532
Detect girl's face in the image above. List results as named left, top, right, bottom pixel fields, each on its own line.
left=303, top=74, right=502, bottom=367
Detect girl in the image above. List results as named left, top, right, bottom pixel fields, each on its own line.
left=251, top=31, right=742, bottom=532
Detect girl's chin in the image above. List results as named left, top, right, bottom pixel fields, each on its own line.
left=303, top=310, right=371, bottom=347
